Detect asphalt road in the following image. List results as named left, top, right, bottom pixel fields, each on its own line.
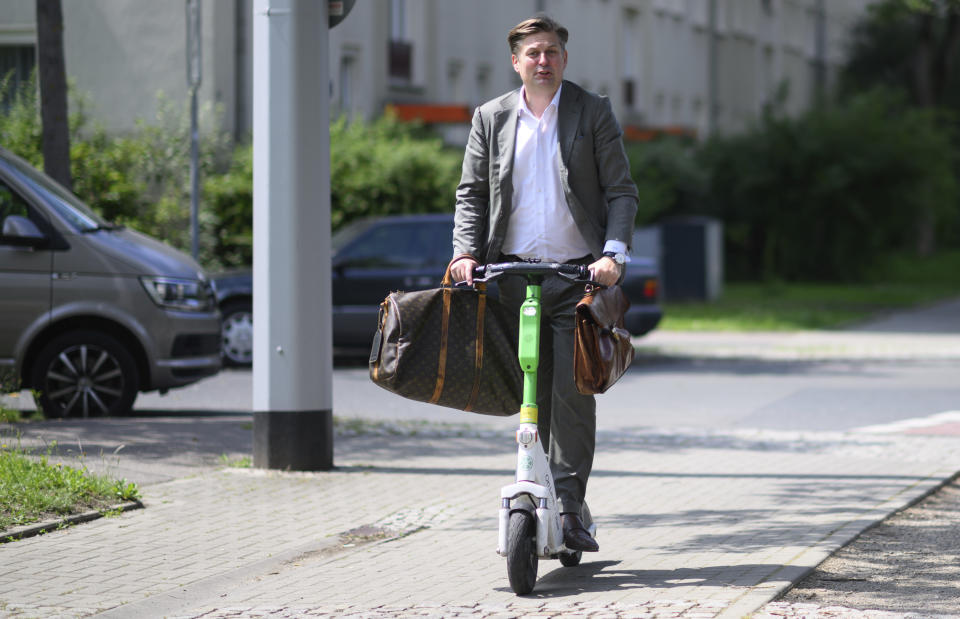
left=128, top=357, right=960, bottom=436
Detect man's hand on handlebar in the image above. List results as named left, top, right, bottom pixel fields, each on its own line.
left=450, top=256, right=480, bottom=285
left=589, top=256, right=622, bottom=287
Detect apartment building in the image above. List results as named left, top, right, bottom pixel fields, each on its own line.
left=0, top=0, right=872, bottom=142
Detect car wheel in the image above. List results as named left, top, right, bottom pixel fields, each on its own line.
left=221, top=300, right=253, bottom=367
left=31, top=331, right=139, bottom=418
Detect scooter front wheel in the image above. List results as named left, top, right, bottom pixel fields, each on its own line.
left=506, top=511, right=538, bottom=594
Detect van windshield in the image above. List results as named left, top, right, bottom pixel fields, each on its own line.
left=1, top=150, right=110, bottom=233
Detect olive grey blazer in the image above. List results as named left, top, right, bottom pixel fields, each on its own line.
left=453, top=80, right=639, bottom=263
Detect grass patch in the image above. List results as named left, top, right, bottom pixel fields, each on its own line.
left=218, top=453, right=252, bottom=468
left=661, top=251, right=960, bottom=331
left=0, top=441, right=141, bottom=533
left=0, top=405, right=44, bottom=424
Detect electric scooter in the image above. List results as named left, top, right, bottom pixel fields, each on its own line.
left=472, top=260, right=598, bottom=595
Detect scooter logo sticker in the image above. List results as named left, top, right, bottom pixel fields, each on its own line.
left=519, top=454, right=534, bottom=470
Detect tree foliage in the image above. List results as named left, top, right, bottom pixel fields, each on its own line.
left=840, top=0, right=960, bottom=255
left=625, top=138, right=707, bottom=226
left=0, top=78, right=462, bottom=270
left=328, top=114, right=462, bottom=229
left=700, top=89, right=957, bottom=282
left=842, top=0, right=960, bottom=107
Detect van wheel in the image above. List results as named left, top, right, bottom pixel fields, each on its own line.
left=220, top=300, right=253, bottom=367
left=31, top=331, right=139, bottom=418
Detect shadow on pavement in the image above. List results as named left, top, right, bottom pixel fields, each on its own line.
left=3, top=416, right=254, bottom=465
left=492, top=560, right=807, bottom=597
left=629, top=356, right=940, bottom=378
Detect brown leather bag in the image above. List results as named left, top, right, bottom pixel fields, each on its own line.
left=573, top=285, right=635, bottom=395
left=369, top=267, right=522, bottom=416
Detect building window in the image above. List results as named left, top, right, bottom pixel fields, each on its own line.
left=476, top=64, right=491, bottom=102
left=448, top=60, right=464, bottom=102
left=621, top=8, right=640, bottom=111
left=339, top=53, right=356, bottom=117
left=0, top=45, right=36, bottom=110
left=623, top=79, right=635, bottom=108
left=389, top=0, right=412, bottom=82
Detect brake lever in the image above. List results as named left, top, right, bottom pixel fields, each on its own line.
left=555, top=264, right=605, bottom=288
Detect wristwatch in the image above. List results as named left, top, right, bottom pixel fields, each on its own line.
left=603, top=251, right=627, bottom=266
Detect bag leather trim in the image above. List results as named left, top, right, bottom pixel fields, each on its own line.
left=430, top=287, right=452, bottom=404
left=464, top=292, right=486, bottom=412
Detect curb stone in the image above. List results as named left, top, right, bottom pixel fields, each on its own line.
left=0, top=500, right=143, bottom=542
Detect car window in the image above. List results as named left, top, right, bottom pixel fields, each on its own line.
left=0, top=178, right=47, bottom=236
left=337, top=221, right=442, bottom=268
left=0, top=180, right=30, bottom=222
left=426, top=221, right=454, bottom=267
left=0, top=154, right=105, bottom=232
left=331, top=218, right=376, bottom=253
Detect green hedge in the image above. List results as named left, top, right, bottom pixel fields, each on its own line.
left=0, top=78, right=233, bottom=267
left=700, top=88, right=957, bottom=282
left=620, top=89, right=959, bottom=282
left=201, top=114, right=463, bottom=268
left=626, top=137, right=707, bottom=225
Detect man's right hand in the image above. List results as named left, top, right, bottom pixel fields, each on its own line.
left=449, top=257, right=479, bottom=285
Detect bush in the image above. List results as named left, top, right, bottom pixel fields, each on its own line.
left=626, top=137, right=708, bottom=225
left=329, top=114, right=461, bottom=229
left=1, top=76, right=461, bottom=270
left=203, top=143, right=253, bottom=268
left=699, top=88, right=957, bottom=282
left=199, top=114, right=463, bottom=268
left=0, top=77, right=235, bottom=268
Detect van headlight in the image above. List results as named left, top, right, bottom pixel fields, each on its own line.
left=140, top=276, right=215, bottom=312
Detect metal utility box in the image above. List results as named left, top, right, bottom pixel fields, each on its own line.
left=661, top=216, right=723, bottom=302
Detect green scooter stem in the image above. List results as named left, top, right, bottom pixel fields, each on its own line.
left=517, top=282, right=541, bottom=424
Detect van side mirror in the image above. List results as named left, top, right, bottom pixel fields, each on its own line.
left=1, top=215, right=47, bottom=248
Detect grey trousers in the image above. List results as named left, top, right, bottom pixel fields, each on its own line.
left=499, top=273, right=596, bottom=516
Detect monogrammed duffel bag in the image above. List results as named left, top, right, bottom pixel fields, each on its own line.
left=369, top=271, right=522, bottom=416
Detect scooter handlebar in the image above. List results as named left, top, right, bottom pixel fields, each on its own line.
left=470, top=261, right=594, bottom=284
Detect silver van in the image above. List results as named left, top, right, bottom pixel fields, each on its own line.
left=0, top=147, right=221, bottom=417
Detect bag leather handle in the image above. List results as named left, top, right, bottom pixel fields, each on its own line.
left=430, top=257, right=487, bottom=407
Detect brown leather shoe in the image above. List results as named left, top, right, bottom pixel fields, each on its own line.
left=562, top=513, right=599, bottom=552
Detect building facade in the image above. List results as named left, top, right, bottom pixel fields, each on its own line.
left=0, top=0, right=873, bottom=142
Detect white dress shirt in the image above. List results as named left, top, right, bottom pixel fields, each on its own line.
left=501, top=86, right=628, bottom=263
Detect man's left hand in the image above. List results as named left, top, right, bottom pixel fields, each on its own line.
left=588, top=256, right=621, bottom=287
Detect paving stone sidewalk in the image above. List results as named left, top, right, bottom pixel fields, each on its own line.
left=2, top=297, right=960, bottom=618
left=2, top=421, right=960, bottom=619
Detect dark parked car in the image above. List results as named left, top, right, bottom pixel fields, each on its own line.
left=211, top=213, right=661, bottom=366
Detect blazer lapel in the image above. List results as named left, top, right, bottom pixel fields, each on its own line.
left=558, top=81, right=583, bottom=166
left=494, top=90, right=519, bottom=188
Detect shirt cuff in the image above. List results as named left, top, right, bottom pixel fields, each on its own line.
left=602, top=240, right=630, bottom=263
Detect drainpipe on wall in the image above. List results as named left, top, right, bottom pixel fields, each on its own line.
left=707, top=0, right=718, bottom=137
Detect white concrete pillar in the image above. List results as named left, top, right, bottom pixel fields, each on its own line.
left=252, top=0, right=333, bottom=469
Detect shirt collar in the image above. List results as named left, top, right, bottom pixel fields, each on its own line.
left=517, top=83, right=563, bottom=119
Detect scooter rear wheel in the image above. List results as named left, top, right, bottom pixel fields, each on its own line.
left=506, top=511, right=538, bottom=594
left=559, top=550, right=582, bottom=567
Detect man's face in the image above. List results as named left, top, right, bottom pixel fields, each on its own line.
left=512, top=31, right=567, bottom=95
